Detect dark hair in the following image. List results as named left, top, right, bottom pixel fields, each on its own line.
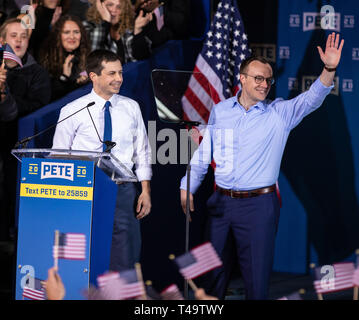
left=239, top=56, right=272, bottom=74
left=40, top=15, right=89, bottom=77
left=86, top=50, right=121, bottom=75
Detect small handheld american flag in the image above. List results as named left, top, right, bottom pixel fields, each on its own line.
left=160, top=284, right=184, bottom=300
left=173, top=242, right=222, bottom=280
left=1, top=43, right=23, bottom=67
left=53, top=231, right=86, bottom=262
left=23, top=276, right=46, bottom=300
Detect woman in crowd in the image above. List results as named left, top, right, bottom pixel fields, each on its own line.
left=39, top=15, right=90, bottom=102
left=83, top=0, right=153, bottom=64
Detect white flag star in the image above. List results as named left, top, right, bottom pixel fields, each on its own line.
left=215, top=32, right=222, bottom=39
left=215, top=43, right=222, bottom=50
left=240, top=53, right=246, bottom=60
left=206, top=40, right=213, bottom=47
left=215, top=22, right=222, bottom=29
left=242, top=33, right=248, bottom=40
left=234, top=30, right=240, bottom=37
left=216, top=63, right=222, bottom=70
left=206, top=51, right=213, bottom=58
left=215, top=12, right=222, bottom=19
left=233, top=39, right=239, bottom=47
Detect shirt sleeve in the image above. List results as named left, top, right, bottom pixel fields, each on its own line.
left=52, top=105, right=76, bottom=150
left=131, top=101, right=152, bottom=181
left=180, top=111, right=215, bottom=194
left=273, top=77, right=334, bottom=130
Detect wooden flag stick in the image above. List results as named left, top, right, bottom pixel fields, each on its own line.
left=354, top=286, right=358, bottom=301
left=135, top=262, right=147, bottom=300
left=187, top=279, right=198, bottom=292
left=317, top=293, right=323, bottom=300
left=54, top=230, right=59, bottom=269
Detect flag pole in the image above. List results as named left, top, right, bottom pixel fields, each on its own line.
left=135, top=263, right=147, bottom=300
left=54, top=230, right=59, bottom=269
left=310, top=263, right=324, bottom=300
left=354, top=287, right=358, bottom=300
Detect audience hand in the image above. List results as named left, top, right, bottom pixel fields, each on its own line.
left=134, top=10, right=153, bottom=35
left=50, top=6, right=62, bottom=27
left=195, top=288, right=219, bottom=300
left=96, top=0, right=111, bottom=23
left=62, top=54, right=74, bottom=78
left=43, top=267, right=65, bottom=300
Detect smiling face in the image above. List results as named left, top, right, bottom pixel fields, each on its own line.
left=239, top=60, right=273, bottom=105
left=90, top=60, right=123, bottom=100
left=4, top=22, right=29, bottom=59
left=103, top=0, right=122, bottom=25
left=61, top=20, right=81, bottom=52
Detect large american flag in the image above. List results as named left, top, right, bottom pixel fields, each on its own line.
left=174, top=242, right=222, bottom=280
left=23, top=276, right=46, bottom=300
left=181, top=0, right=250, bottom=125
left=97, top=269, right=145, bottom=300
left=1, top=43, right=23, bottom=67
left=160, top=284, right=184, bottom=300
left=53, top=232, right=86, bottom=260
left=313, top=262, right=355, bottom=294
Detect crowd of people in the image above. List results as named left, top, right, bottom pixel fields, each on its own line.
left=0, top=0, right=190, bottom=241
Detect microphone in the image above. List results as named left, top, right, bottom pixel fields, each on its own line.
left=14, top=101, right=96, bottom=149
left=85, top=106, right=117, bottom=153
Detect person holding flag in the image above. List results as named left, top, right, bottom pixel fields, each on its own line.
left=0, top=17, right=51, bottom=241
left=179, top=0, right=344, bottom=300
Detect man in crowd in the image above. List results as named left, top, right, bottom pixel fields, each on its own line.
left=0, top=18, right=51, bottom=240
left=52, top=49, right=152, bottom=271
left=180, top=33, right=344, bottom=299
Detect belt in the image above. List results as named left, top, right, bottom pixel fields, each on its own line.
left=216, top=184, right=276, bottom=199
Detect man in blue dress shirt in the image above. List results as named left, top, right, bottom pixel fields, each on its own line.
left=180, top=32, right=344, bottom=299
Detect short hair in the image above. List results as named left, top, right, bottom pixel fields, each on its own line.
left=239, top=56, right=272, bottom=74
left=0, top=18, right=29, bottom=39
left=86, top=49, right=121, bottom=75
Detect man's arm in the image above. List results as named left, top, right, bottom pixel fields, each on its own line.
left=317, top=32, right=344, bottom=86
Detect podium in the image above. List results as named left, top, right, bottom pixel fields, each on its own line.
left=11, top=148, right=137, bottom=300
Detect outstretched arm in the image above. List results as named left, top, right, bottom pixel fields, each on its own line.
left=317, top=32, right=344, bottom=87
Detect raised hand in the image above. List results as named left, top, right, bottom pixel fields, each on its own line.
left=317, top=32, right=344, bottom=69
left=96, top=0, right=111, bottom=23
left=134, top=10, right=153, bottom=35
left=62, top=54, right=74, bottom=78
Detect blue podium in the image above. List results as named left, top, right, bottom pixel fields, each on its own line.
left=12, top=149, right=137, bottom=300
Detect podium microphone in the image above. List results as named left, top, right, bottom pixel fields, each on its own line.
left=14, top=101, right=96, bottom=149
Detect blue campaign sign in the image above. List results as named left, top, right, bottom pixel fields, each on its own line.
left=273, top=0, right=359, bottom=272
left=16, top=158, right=95, bottom=300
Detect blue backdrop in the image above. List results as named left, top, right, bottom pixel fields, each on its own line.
left=274, top=0, right=359, bottom=272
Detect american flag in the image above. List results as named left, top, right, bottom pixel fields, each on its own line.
left=23, top=276, right=46, bottom=300
left=160, top=284, right=184, bottom=300
left=181, top=0, right=250, bottom=125
left=174, top=242, right=222, bottom=280
left=53, top=232, right=86, bottom=260
left=97, top=269, right=145, bottom=300
left=1, top=43, right=23, bottom=67
left=313, top=262, right=355, bottom=294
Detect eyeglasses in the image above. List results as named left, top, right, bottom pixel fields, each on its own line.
left=242, top=73, right=275, bottom=85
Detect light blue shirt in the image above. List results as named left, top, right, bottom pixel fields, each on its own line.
left=180, top=78, right=334, bottom=193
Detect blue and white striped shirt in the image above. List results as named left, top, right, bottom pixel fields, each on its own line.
left=180, top=78, right=334, bottom=192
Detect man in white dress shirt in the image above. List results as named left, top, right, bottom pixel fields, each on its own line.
left=52, top=49, right=152, bottom=271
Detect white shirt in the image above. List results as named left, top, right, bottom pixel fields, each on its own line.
left=52, top=89, right=152, bottom=181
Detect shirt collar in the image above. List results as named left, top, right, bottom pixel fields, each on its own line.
left=90, top=89, right=117, bottom=108
left=232, top=90, right=266, bottom=112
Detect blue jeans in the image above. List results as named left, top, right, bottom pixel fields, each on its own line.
left=109, top=183, right=141, bottom=271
